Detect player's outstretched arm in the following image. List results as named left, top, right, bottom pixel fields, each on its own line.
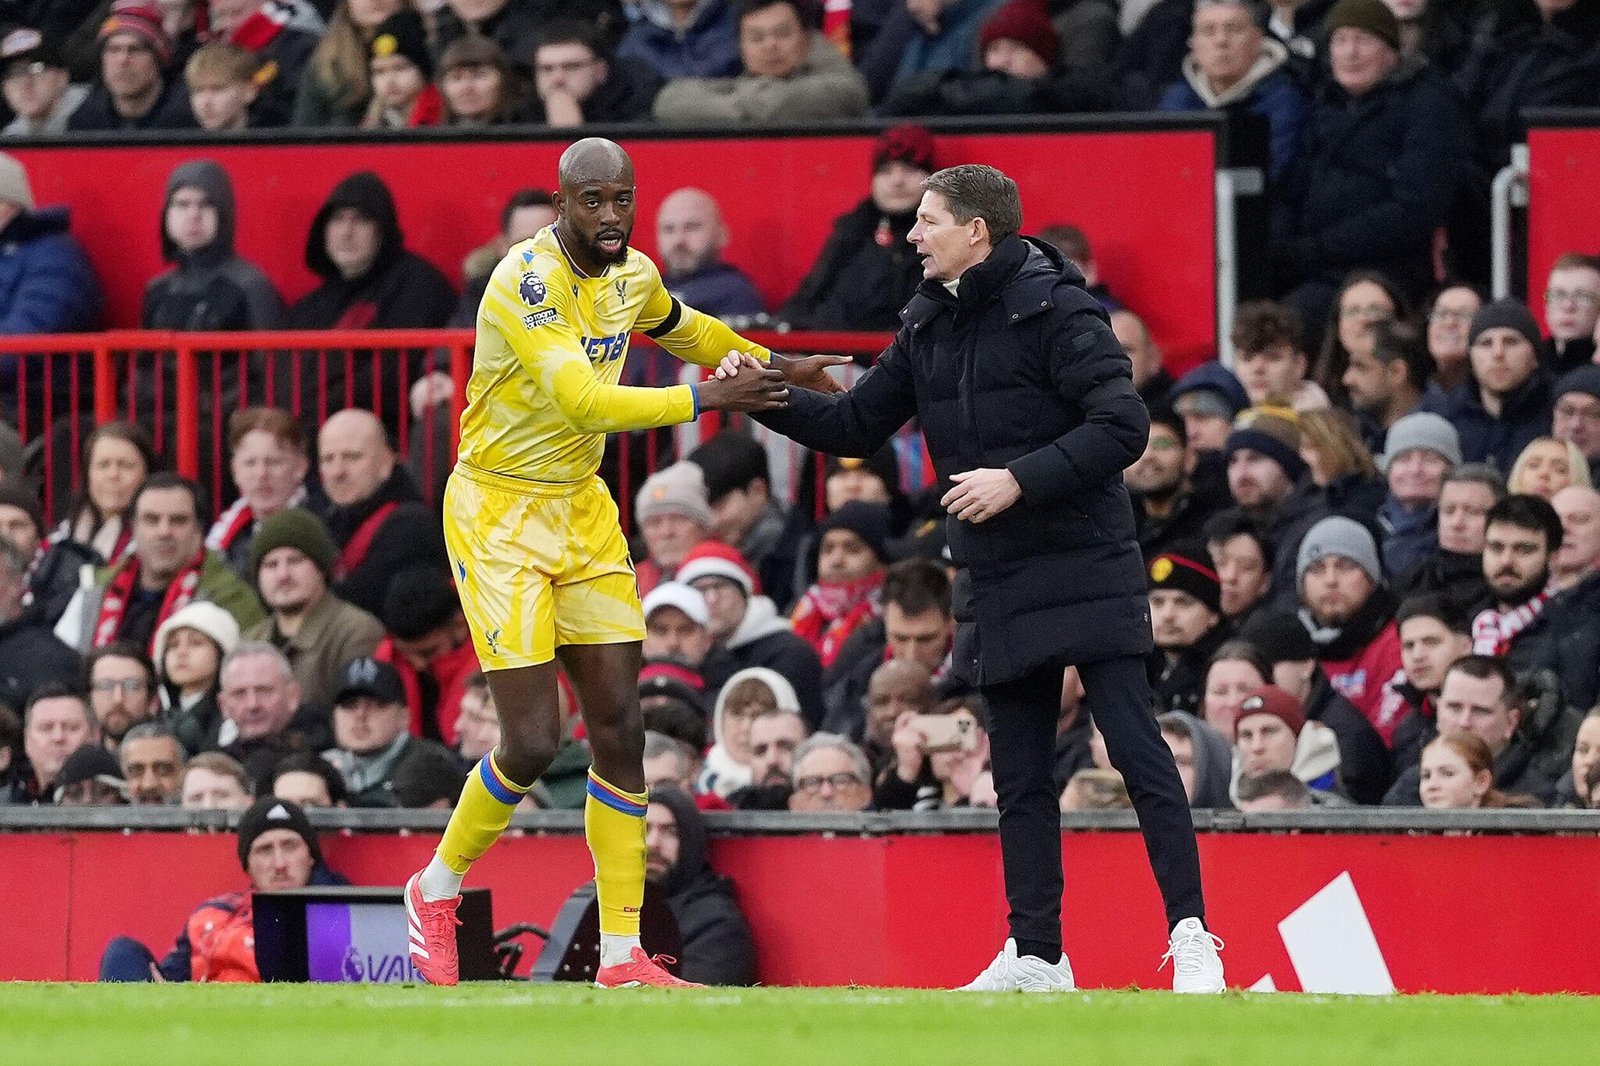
left=695, top=362, right=790, bottom=413
left=719, top=344, right=918, bottom=458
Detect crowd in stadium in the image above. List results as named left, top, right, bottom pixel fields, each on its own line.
left=3, top=0, right=1600, bottom=825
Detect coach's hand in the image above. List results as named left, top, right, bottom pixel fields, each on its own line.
left=942, top=468, right=1021, bottom=523
left=698, top=356, right=787, bottom=412
left=773, top=352, right=851, bottom=394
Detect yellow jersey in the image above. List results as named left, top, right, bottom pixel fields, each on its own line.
left=457, top=225, right=771, bottom=485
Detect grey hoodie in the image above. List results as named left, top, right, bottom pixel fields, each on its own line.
left=1162, top=710, right=1233, bottom=809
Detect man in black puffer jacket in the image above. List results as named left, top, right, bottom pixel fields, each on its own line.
left=745, top=164, right=1222, bottom=992
left=646, top=785, right=756, bottom=986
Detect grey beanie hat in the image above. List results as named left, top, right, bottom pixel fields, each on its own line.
left=1296, top=515, right=1382, bottom=587
left=1381, top=412, right=1462, bottom=472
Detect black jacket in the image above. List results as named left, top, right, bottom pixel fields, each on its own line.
left=760, top=235, right=1153, bottom=685
left=0, top=608, right=81, bottom=713
left=1272, top=56, right=1470, bottom=302
left=65, top=78, right=195, bottom=131
left=1418, top=368, right=1553, bottom=473
left=1305, top=671, right=1391, bottom=805
left=282, top=173, right=456, bottom=432
left=521, top=57, right=662, bottom=124
left=880, top=67, right=1111, bottom=117
left=1264, top=480, right=1330, bottom=611
left=650, top=786, right=757, bottom=986
left=321, top=465, right=448, bottom=618
left=1149, top=620, right=1231, bottom=717
left=1504, top=573, right=1600, bottom=731
left=1135, top=488, right=1217, bottom=564
left=1384, top=730, right=1556, bottom=805
left=1394, top=549, right=1491, bottom=618
left=780, top=199, right=924, bottom=332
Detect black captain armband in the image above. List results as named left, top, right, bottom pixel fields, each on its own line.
left=643, top=297, right=685, bottom=338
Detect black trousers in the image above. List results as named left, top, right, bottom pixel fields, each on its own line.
left=982, top=652, right=1206, bottom=955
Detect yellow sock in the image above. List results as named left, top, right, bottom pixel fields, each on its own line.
left=584, top=769, right=648, bottom=937
left=435, top=751, right=530, bottom=875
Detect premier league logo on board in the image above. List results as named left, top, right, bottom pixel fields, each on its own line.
left=519, top=271, right=547, bottom=307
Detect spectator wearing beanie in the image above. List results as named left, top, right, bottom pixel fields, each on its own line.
left=1420, top=299, right=1554, bottom=473
left=362, top=9, right=442, bottom=128
left=1294, top=515, right=1405, bottom=743
left=68, top=1, right=197, bottom=131
left=99, top=795, right=349, bottom=983
left=1131, top=404, right=1217, bottom=561
left=780, top=123, right=934, bottom=333
left=244, top=508, right=384, bottom=712
left=1552, top=364, right=1600, bottom=469
left=791, top=501, right=891, bottom=669
left=1229, top=684, right=1347, bottom=806
left=1225, top=406, right=1330, bottom=611
left=881, top=0, right=1113, bottom=117
left=373, top=564, right=481, bottom=745
left=1269, top=0, right=1468, bottom=332
left=677, top=539, right=826, bottom=727
left=151, top=600, right=241, bottom=752
left=1377, top=412, right=1461, bottom=579
left=1235, top=606, right=1392, bottom=803
left=1146, top=543, right=1229, bottom=716
left=1158, top=0, right=1307, bottom=181
left=1168, top=360, right=1249, bottom=504
left=634, top=460, right=713, bottom=596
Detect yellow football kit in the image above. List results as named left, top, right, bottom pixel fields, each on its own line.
left=444, top=225, right=770, bottom=669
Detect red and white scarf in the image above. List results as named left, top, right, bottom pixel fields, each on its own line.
left=1471, top=588, right=1553, bottom=656
left=206, top=487, right=308, bottom=553
left=93, top=550, right=206, bottom=651
left=792, top=571, right=884, bottom=667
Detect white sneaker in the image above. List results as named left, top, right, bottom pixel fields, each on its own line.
left=1162, top=917, right=1225, bottom=993
left=957, top=938, right=1075, bottom=992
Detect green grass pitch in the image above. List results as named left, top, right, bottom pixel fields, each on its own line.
left=5, top=984, right=1597, bottom=1065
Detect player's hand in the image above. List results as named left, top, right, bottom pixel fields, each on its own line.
left=891, top=711, right=925, bottom=783
left=942, top=468, right=1022, bottom=523
left=698, top=360, right=787, bottom=413
left=775, top=352, right=851, bottom=394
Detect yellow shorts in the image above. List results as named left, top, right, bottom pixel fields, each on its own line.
left=443, top=464, right=644, bottom=670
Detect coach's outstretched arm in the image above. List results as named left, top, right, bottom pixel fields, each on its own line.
left=1004, top=321, right=1151, bottom=505
left=740, top=337, right=919, bottom=458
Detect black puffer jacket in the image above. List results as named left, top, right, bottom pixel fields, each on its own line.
left=760, top=235, right=1153, bottom=685
left=650, top=786, right=757, bottom=986
left=1271, top=56, right=1470, bottom=302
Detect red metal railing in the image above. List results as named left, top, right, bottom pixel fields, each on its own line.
left=1, top=329, right=892, bottom=524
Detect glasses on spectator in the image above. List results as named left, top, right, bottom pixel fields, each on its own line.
left=536, top=58, right=596, bottom=77
left=794, top=772, right=865, bottom=794
left=1340, top=304, right=1392, bottom=320
left=92, top=678, right=149, bottom=695
left=1428, top=308, right=1475, bottom=325
left=1545, top=288, right=1600, bottom=308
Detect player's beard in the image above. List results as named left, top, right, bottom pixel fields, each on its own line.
left=579, top=224, right=631, bottom=266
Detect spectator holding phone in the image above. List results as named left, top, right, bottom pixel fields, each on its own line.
left=874, top=693, right=992, bottom=811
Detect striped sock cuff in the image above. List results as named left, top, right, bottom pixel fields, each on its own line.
left=478, top=752, right=532, bottom=805
left=586, top=770, right=647, bottom=817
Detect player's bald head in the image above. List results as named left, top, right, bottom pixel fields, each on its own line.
left=558, top=138, right=634, bottom=191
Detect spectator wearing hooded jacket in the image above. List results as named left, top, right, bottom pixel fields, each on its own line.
left=281, top=172, right=455, bottom=424
left=677, top=540, right=826, bottom=726
left=653, top=0, right=871, bottom=124
left=361, top=9, right=442, bottom=128
left=99, top=796, right=348, bottom=981
left=1269, top=0, right=1468, bottom=322
left=67, top=1, right=197, bottom=131
left=1420, top=300, right=1554, bottom=473
left=0, top=153, right=102, bottom=427
left=699, top=665, right=799, bottom=798
left=781, top=124, right=932, bottom=332
left=646, top=784, right=757, bottom=985
left=1158, top=709, right=1235, bottom=808
left=880, top=0, right=1114, bottom=116
left=1158, top=0, right=1306, bottom=180
left=619, top=0, right=742, bottom=79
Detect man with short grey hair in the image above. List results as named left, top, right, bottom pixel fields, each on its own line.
left=786, top=732, right=871, bottom=813
left=641, top=729, right=698, bottom=793
left=119, top=722, right=186, bottom=805
left=731, top=162, right=1225, bottom=992
left=212, top=641, right=330, bottom=780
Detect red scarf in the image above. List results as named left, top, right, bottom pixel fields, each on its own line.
left=93, top=549, right=206, bottom=651
left=1472, top=588, right=1553, bottom=656
left=207, top=487, right=308, bottom=553
left=792, top=570, right=884, bottom=667
left=334, top=501, right=398, bottom=582
left=822, top=0, right=852, bottom=57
